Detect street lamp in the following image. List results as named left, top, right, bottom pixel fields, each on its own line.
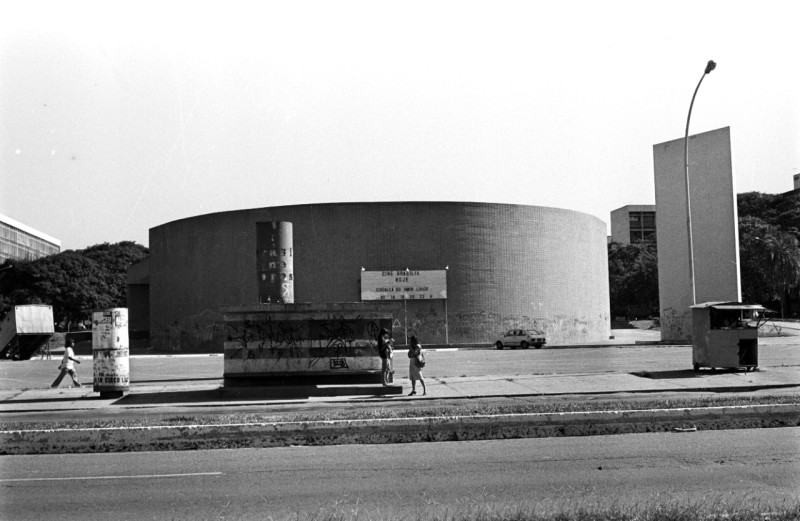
left=684, top=59, right=716, bottom=305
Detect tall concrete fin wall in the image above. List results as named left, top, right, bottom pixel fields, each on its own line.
left=653, top=127, right=741, bottom=342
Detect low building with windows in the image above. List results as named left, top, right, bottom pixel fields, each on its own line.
left=0, top=213, right=61, bottom=263
left=609, top=205, right=656, bottom=245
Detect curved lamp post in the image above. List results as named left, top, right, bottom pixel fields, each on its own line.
left=684, top=60, right=716, bottom=305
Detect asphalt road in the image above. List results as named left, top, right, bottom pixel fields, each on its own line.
left=1, top=428, right=797, bottom=520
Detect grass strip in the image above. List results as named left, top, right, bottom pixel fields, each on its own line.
left=2, top=394, right=798, bottom=431
left=247, top=496, right=800, bottom=521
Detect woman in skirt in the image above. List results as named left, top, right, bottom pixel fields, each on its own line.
left=407, top=335, right=427, bottom=396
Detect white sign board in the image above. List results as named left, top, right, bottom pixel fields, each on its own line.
left=361, top=270, right=447, bottom=300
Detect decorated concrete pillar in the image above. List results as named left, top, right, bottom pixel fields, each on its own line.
left=92, top=308, right=129, bottom=398
left=256, top=221, right=294, bottom=304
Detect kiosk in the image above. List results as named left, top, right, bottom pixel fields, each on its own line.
left=691, top=302, right=769, bottom=372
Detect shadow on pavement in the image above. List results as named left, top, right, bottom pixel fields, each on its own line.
left=132, top=378, right=222, bottom=384
left=114, top=384, right=403, bottom=405
left=631, top=369, right=707, bottom=379
left=7, top=395, right=113, bottom=405
left=632, top=368, right=762, bottom=380
left=115, top=389, right=237, bottom=405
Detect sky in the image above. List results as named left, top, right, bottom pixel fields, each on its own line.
left=1, top=1, right=798, bottom=251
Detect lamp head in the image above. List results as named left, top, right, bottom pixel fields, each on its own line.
left=705, top=60, right=716, bottom=74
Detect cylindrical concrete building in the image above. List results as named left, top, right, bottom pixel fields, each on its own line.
left=136, top=202, right=610, bottom=351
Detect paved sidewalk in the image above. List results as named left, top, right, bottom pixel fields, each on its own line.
left=2, top=365, right=799, bottom=415
left=3, top=325, right=799, bottom=416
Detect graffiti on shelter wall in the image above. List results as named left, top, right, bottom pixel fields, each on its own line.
left=223, top=313, right=389, bottom=373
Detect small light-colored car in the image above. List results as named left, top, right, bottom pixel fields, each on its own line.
left=495, top=328, right=547, bottom=350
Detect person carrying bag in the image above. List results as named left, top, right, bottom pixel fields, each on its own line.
left=407, top=335, right=427, bottom=396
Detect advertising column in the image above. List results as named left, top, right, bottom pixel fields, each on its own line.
left=92, top=308, right=130, bottom=398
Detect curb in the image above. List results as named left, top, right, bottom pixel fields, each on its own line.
left=2, top=403, right=798, bottom=455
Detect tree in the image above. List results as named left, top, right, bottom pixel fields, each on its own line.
left=738, top=191, right=800, bottom=239
left=738, top=191, right=800, bottom=316
left=737, top=192, right=780, bottom=224
left=81, top=242, right=150, bottom=310
left=608, top=241, right=659, bottom=319
left=0, top=242, right=148, bottom=328
left=739, top=216, right=800, bottom=317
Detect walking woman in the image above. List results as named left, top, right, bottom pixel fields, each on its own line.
left=407, top=335, right=427, bottom=396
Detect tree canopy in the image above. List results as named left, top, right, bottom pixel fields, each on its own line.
left=607, top=240, right=659, bottom=319
left=0, top=241, right=148, bottom=328
left=738, top=214, right=800, bottom=316
left=737, top=191, right=800, bottom=316
left=737, top=191, right=800, bottom=238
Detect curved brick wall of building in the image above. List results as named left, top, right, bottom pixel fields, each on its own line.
left=145, top=202, right=610, bottom=351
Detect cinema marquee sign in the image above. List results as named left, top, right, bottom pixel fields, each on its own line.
left=361, top=270, right=447, bottom=301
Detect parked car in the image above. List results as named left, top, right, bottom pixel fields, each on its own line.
left=495, top=328, right=546, bottom=350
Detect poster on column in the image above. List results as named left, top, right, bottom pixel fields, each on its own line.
left=92, top=308, right=130, bottom=393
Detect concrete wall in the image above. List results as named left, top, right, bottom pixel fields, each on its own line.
left=653, top=127, right=741, bottom=342
left=126, top=257, right=150, bottom=334
left=146, top=202, right=610, bottom=351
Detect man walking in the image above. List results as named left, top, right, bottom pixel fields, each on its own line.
left=51, top=338, right=82, bottom=388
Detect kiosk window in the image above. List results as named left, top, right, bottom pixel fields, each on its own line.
left=710, top=309, right=744, bottom=329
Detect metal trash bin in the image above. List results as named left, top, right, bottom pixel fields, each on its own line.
left=691, top=302, right=770, bottom=372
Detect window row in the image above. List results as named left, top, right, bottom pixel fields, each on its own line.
left=0, top=236, right=60, bottom=262
left=0, top=224, right=59, bottom=255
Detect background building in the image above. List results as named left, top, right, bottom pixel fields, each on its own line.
left=609, top=205, right=657, bottom=245
left=0, top=213, right=61, bottom=263
left=131, top=202, right=611, bottom=351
